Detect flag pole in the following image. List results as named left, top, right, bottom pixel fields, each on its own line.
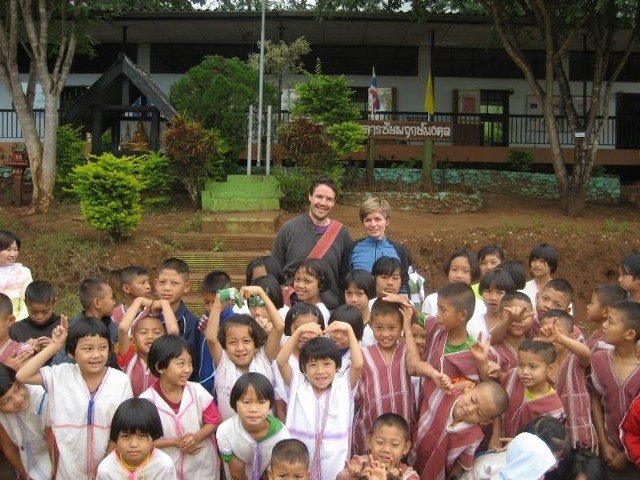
left=422, top=30, right=435, bottom=189
left=366, top=67, right=377, bottom=183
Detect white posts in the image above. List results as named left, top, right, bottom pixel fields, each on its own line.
left=266, top=105, right=272, bottom=175
left=247, top=104, right=253, bottom=175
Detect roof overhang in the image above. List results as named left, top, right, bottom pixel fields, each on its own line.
left=88, top=11, right=537, bottom=49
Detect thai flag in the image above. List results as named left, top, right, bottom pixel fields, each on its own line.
left=369, top=67, right=380, bottom=114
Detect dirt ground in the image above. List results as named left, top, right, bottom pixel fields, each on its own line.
left=1, top=190, right=639, bottom=333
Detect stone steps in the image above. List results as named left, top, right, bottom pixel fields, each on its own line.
left=201, top=211, right=280, bottom=235
left=168, top=180, right=281, bottom=313
left=167, top=232, right=274, bottom=252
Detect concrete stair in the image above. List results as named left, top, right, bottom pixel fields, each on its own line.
left=169, top=233, right=274, bottom=251
left=201, top=174, right=282, bottom=212
left=168, top=197, right=280, bottom=315
left=201, top=211, right=279, bottom=235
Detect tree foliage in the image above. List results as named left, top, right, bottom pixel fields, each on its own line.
left=292, top=61, right=361, bottom=124
left=0, top=0, right=195, bottom=213
left=301, top=0, right=640, bottom=215
left=465, top=0, right=640, bottom=216
left=248, top=36, right=311, bottom=111
left=169, top=55, right=276, bottom=160
left=56, top=125, right=87, bottom=199
left=277, top=60, right=365, bottom=196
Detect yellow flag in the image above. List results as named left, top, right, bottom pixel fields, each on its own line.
left=425, top=71, right=434, bottom=115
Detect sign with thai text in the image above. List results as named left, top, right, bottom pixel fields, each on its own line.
left=360, top=121, right=452, bottom=141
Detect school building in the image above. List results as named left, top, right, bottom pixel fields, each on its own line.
left=1, top=10, right=640, bottom=176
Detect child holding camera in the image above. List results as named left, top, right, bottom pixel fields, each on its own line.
left=205, top=285, right=285, bottom=420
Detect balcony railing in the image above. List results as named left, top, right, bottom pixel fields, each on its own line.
left=275, top=111, right=639, bottom=149
left=0, top=109, right=47, bottom=140
left=2, top=109, right=639, bottom=149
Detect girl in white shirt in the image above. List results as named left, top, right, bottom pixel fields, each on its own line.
left=97, top=398, right=177, bottom=479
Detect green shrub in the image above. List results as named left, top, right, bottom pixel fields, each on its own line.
left=507, top=150, right=534, bottom=172
left=134, top=151, right=173, bottom=207
left=277, top=117, right=332, bottom=171
left=56, top=124, right=87, bottom=199
left=68, top=153, right=143, bottom=241
left=273, top=165, right=344, bottom=212
left=163, top=114, right=229, bottom=207
left=273, top=167, right=311, bottom=211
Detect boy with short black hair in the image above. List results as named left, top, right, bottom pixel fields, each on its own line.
left=536, top=309, right=594, bottom=450
left=413, top=381, right=508, bottom=480
left=154, top=257, right=200, bottom=381
left=489, top=292, right=535, bottom=373
left=338, top=413, right=418, bottom=479
left=72, top=278, right=119, bottom=368
left=586, top=283, right=627, bottom=351
left=111, top=265, right=151, bottom=326
left=351, top=299, right=415, bottom=455
left=76, top=277, right=118, bottom=340
left=591, top=300, right=640, bottom=476
left=10, top=281, right=61, bottom=361
left=534, top=278, right=581, bottom=340
left=268, top=439, right=310, bottom=480
left=404, top=282, right=484, bottom=475
left=493, top=339, right=565, bottom=445
left=535, top=278, right=573, bottom=318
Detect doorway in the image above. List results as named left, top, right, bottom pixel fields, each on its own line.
left=480, top=90, right=510, bottom=146
left=616, top=93, right=640, bottom=149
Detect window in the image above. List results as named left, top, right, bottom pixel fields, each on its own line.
left=433, top=48, right=545, bottom=79
left=150, top=44, right=255, bottom=73
left=569, top=51, right=640, bottom=82
left=301, top=46, right=418, bottom=76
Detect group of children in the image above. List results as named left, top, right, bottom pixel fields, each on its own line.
left=1, top=222, right=640, bottom=480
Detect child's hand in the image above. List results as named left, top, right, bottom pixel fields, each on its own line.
left=239, top=285, right=264, bottom=298
left=535, top=318, right=562, bottom=344
left=137, top=297, right=155, bottom=309
left=293, top=322, right=323, bottom=339
left=503, top=305, right=533, bottom=325
left=485, top=360, right=503, bottom=381
left=180, top=434, right=203, bottom=455
left=489, top=437, right=511, bottom=453
left=253, top=312, right=273, bottom=333
left=344, top=457, right=364, bottom=478
left=600, top=440, right=618, bottom=465
left=467, top=332, right=490, bottom=364
left=365, top=455, right=387, bottom=480
left=51, top=315, right=68, bottom=347
left=34, top=336, right=52, bottom=352
left=429, top=370, right=453, bottom=393
left=325, top=321, right=353, bottom=335
left=399, top=302, right=414, bottom=326
left=4, top=349, right=33, bottom=371
left=381, top=293, right=410, bottom=305
left=609, top=450, right=629, bottom=470
left=198, top=313, right=208, bottom=334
